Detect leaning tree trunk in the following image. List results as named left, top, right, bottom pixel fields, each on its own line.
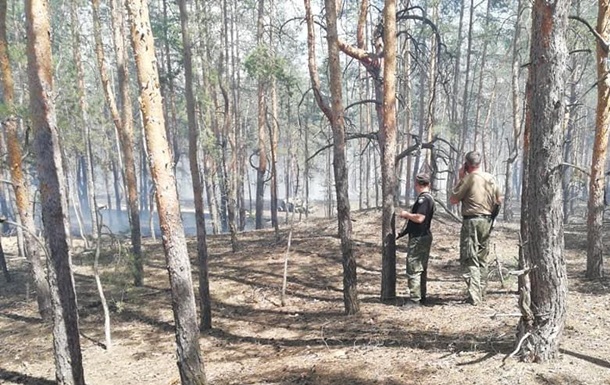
left=26, top=0, right=85, bottom=383
left=585, top=0, right=610, bottom=279
left=0, top=0, right=52, bottom=321
left=125, top=1, right=207, bottom=384
left=517, top=0, right=569, bottom=362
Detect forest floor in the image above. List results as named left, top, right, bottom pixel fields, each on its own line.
left=1, top=208, right=609, bottom=385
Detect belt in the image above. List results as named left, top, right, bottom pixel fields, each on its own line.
left=463, top=214, right=491, bottom=220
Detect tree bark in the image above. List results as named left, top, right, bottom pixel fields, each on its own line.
left=0, top=234, right=10, bottom=282
left=504, top=0, right=524, bottom=222
left=380, top=0, right=398, bottom=301
left=586, top=0, right=610, bottom=279
left=270, top=77, right=280, bottom=236
left=255, top=0, right=267, bottom=229
left=161, top=0, right=180, bottom=171
left=178, top=0, right=212, bottom=331
left=110, top=0, right=143, bottom=285
left=0, top=0, right=52, bottom=320
left=125, top=1, right=207, bottom=383
left=74, top=3, right=99, bottom=241
left=517, top=0, right=569, bottom=362
left=304, top=0, right=359, bottom=315
left=26, top=0, right=85, bottom=383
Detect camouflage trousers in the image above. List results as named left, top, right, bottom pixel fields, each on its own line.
left=460, top=217, right=492, bottom=305
left=406, top=234, right=433, bottom=303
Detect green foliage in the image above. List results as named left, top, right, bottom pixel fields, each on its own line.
left=243, top=45, right=298, bottom=91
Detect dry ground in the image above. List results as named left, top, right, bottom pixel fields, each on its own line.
left=0, top=209, right=609, bottom=385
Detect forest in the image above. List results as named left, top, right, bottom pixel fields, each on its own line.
left=0, top=0, right=609, bottom=384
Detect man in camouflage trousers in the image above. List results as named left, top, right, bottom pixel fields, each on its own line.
left=450, top=151, right=502, bottom=306
left=397, top=173, right=435, bottom=306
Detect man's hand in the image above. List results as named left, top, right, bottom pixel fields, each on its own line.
left=458, top=164, right=467, bottom=179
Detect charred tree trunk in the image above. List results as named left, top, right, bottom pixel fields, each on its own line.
left=517, top=0, right=569, bottom=362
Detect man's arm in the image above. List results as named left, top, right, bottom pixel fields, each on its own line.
left=450, top=165, right=469, bottom=205
left=398, top=210, right=425, bottom=224
left=491, top=179, right=503, bottom=205
left=450, top=179, right=466, bottom=205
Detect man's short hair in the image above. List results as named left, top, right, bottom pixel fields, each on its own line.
left=465, top=151, right=482, bottom=167
left=415, top=173, right=431, bottom=185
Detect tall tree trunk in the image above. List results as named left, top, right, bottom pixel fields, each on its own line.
left=194, top=28, right=220, bottom=235
left=161, top=0, right=179, bottom=171
left=458, top=0, right=475, bottom=155
left=220, top=0, right=239, bottom=249
left=255, top=0, right=267, bottom=229
left=304, top=0, right=359, bottom=315
left=231, top=0, right=246, bottom=231
left=110, top=0, right=143, bottom=285
left=472, top=0, right=491, bottom=151
left=380, top=0, right=398, bottom=301
left=26, top=0, right=84, bottom=383
left=76, top=0, right=99, bottom=242
left=178, top=0, right=212, bottom=331
left=586, top=0, right=610, bottom=278
left=562, top=64, right=577, bottom=223
left=504, top=0, right=524, bottom=222
left=93, top=0, right=143, bottom=283
left=517, top=0, right=569, bottom=362
left=126, top=1, right=207, bottom=383
left=0, top=0, right=52, bottom=320
left=0, top=234, right=9, bottom=282
left=270, top=77, right=280, bottom=236
left=450, top=0, right=466, bottom=124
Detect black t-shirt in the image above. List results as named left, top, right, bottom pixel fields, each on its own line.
left=405, top=192, right=435, bottom=237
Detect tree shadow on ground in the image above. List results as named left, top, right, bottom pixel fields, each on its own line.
left=560, top=348, right=610, bottom=369
left=533, top=372, right=590, bottom=385
left=230, top=366, right=430, bottom=385
left=567, top=276, right=610, bottom=296
left=0, top=369, right=54, bottom=385
left=0, top=311, right=42, bottom=324
left=0, top=270, right=30, bottom=299
left=207, top=326, right=513, bottom=361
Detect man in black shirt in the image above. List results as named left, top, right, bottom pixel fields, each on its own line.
left=397, top=173, right=435, bottom=306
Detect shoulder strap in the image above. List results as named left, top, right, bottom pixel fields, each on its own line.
left=418, top=192, right=435, bottom=213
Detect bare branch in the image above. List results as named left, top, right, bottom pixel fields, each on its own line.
left=559, top=162, right=591, bottom=177
left=569, top=16, right=610, bottom=53
left=306, top=132, right=378, bottom=163
left=344, top=99, right=382, bottom=111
